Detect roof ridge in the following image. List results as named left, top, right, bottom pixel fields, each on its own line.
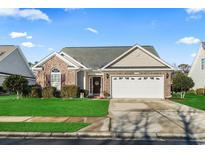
left=0, top=45, right=17, bottom=47
left=62, top=45, right=154, bottom=49
left=62, top=46, right=132, bottom=48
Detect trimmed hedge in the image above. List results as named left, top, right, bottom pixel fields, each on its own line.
left=103, top=91, right=110, bottom=98
left=61, top=85, right=79, bottom=98
left=80, top=89, right=89, bottom=98
left=187, top=89, right=196, bottom=95
left=22, top=86, right=32, bottom=97
left=196, top=88, right=205, bottom=95
left=0, top=86, right=6, bottom=93
left=31, top=85, right=42, bottom=98
left=42, top=86, right=56, bottom=98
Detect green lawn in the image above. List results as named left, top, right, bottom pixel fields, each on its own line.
left=171, top=93, right=205, bottom=111
left=0, top=95, right=109, bottom=116
left=0, top=122, right=89, bottom=132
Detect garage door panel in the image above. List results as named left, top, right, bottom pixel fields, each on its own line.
left=111, top=76, right=164, bottom=98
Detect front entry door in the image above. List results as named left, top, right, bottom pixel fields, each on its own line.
left=93, top=77, right=101, bottom=95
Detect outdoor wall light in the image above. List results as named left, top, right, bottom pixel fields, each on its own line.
left=106, top=73, right=109, bottom=79
left=166, top=73, right=169, bottom=79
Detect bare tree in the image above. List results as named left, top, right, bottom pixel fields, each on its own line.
left=178, top=64, right=191, bottom=74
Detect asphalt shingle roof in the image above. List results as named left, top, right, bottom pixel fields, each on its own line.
left=61, top=45, right=160, bottom=69
left=0, top=45, right=17, bottom=62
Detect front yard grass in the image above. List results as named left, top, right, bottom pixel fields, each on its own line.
left=0, top=122, right=89, bottom=132
left=0, top=95, right=109, bottom=117
left=171, top=93, right=205, bottom=111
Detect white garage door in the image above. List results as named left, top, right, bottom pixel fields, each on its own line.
left=111, top=76, right=164, bottom=99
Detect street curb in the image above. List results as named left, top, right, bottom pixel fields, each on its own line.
left=1, top=131, right=205, bottom=140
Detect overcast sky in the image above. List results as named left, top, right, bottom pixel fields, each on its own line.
left=0, top=8, right=204, bottom=65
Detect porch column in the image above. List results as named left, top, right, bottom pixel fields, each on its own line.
left=83, top=71, right=86, bottom=89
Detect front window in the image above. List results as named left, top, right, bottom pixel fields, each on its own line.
left=202, top=58, right=205, bottom=70
left=51, top=68, right=61, bottom=90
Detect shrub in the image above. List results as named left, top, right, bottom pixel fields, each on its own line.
left=3, top=75, right=28, bottom=99
left=22, top=86, right=32, bottom=97
left=0, top=86, right=6, bottom=93
left=103, top=91, right=110, bottom=98
left=61, top=85, right=79, bottom=98
left=79, top=89, right=89, bottom=98
left=196, top=88, right=205, bottom=95
left=42, top=86, right=56, bottom=98
left=172, top=72, right=194, bottom=98
left=30, top=85, right=42, bottom=98
left=187, top=89, right=196, bottom=95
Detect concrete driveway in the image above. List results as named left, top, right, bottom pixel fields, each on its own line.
left=109, top=99, right=205, bottom=140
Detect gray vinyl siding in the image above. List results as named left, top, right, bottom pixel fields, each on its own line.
left=0, top=75, right=6, bottom=86
left=77, top=71, right=84, bottom=89
left=189, top=44, right=205, bottom=89
left=0, top=48, right=34, bottom=78
left=27, top=78, right=36, bottom=85
left=0, top=75, right=35, bottom=86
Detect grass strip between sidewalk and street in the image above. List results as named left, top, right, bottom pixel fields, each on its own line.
left=0, top=122, right=89, bottom=132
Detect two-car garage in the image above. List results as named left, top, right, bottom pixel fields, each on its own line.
left=111, top=76, right=164, bottom=99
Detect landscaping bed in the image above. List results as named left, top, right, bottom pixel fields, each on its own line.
left=0, top=96, right=109, bottom=117
left=0, top=122, right=89, bottom=132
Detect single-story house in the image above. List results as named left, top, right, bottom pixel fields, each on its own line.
left=0, top=45, right=35, bottom=86
left=189, top=42, right=205, bottom=89
left=32, top=44, right=174, bottom=99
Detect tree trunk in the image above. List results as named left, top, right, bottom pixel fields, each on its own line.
left=181, top=91, right=186, bottom=99
left=183, top=91, right=186, bottom=99
left=16, top=91, right=19, bottom=99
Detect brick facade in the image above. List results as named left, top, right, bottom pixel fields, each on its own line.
left=36, top=55, right=76, bottom=88
left=35, top=55, right=172, bottom=99
left=103, top=71, right=172, bottom=98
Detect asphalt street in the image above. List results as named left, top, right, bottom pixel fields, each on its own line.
left=0, top=137, right=204, bottom=145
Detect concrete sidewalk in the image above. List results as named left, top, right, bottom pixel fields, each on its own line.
left=1, top=99, right=205, bottom=143
left=0, top=116, right=104, bottom=123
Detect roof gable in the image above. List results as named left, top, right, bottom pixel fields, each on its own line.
left=102, top=44, right=174, bottom=70
left=188, top=42, right=205, bottom=88
left=0, top=46, right=35, bottom=78
left=109, top=47, right=168, bottom=68
left=0, top=45, right=17, bottom=62
left=60, top=45, right=160, bottom=69
left=32, top=52, right=79, bottom=69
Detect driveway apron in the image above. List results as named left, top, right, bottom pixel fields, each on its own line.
left=109, top=99, right=205, bottom=139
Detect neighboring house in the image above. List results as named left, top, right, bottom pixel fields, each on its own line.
left=189, top=42, right=205, bottom=90
left=32, top=44, right=174, bottom=99
left=0, top=45, right=36, bottom=86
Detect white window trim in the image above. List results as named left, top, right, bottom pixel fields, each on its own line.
left=51, top=69, right=61, bottom=90
left=202, top=58, right=205, bottom=70
left=88, top=76, right=103, bottom=95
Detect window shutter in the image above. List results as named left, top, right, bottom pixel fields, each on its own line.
left=61, top=74, right=66, bottom=85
